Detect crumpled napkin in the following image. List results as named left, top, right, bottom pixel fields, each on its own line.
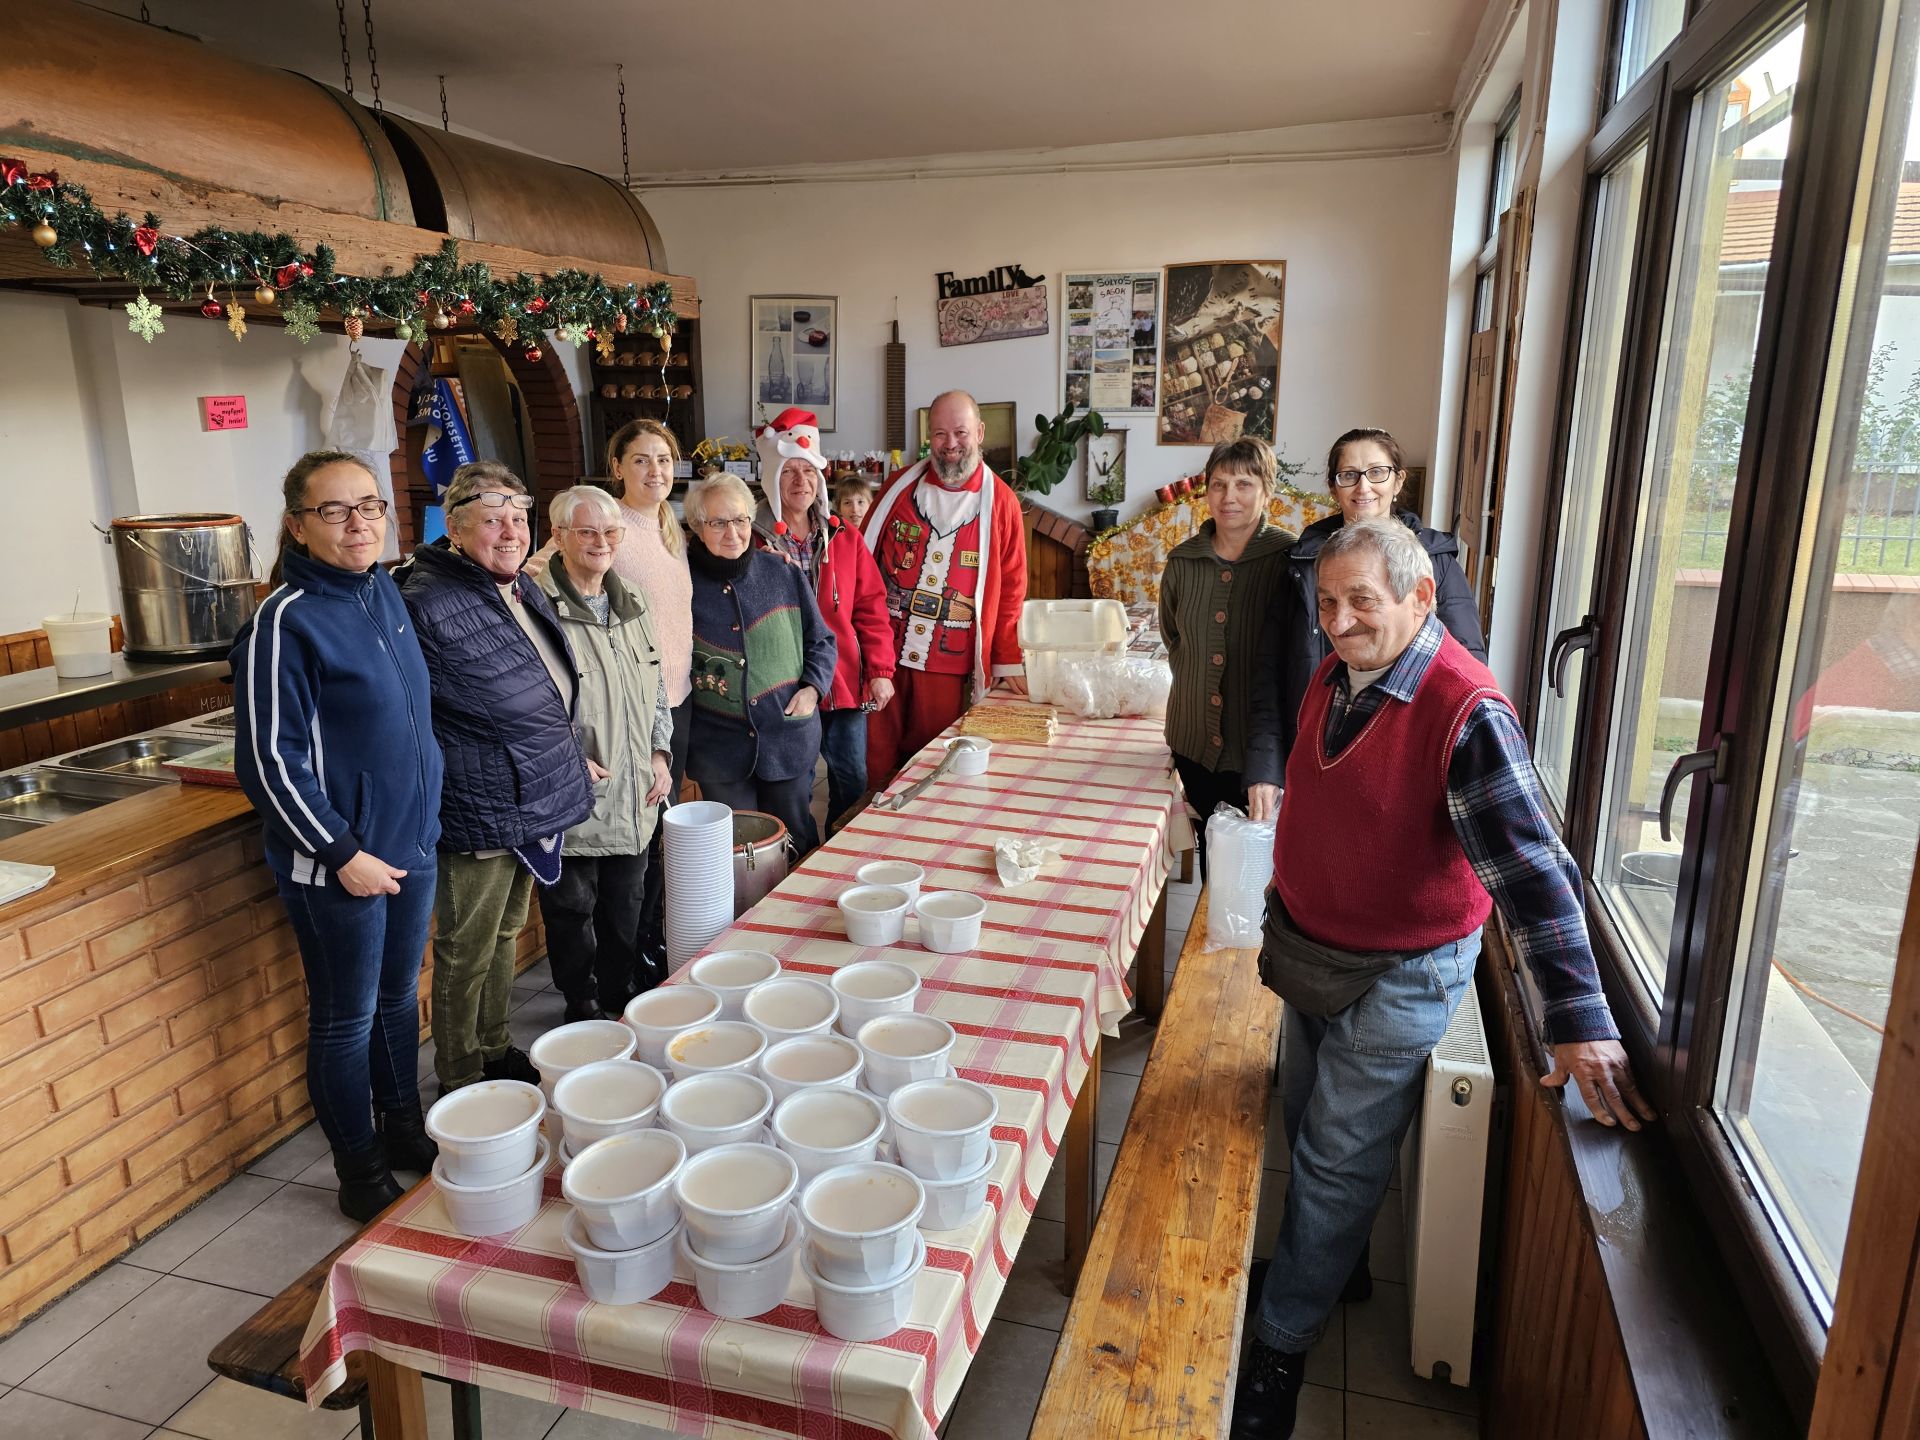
left=995, top=836, right=1064, bottom=887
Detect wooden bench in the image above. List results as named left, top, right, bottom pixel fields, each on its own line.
left=1034, top=890, right=1281, bottom=1438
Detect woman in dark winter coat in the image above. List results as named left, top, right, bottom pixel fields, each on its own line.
left=232, top=450, right=444, bottom=1221
left=397, top=460, right=594, bottom=1097
left=684, top=472, right=838, bottom=854
left=1245, top=427, right=1488, bottom=810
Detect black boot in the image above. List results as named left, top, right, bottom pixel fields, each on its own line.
left=563, top=993, right=603, bottom=1024
left=333, top=1141, right=403, bottom=1224
left=377, top=1101, right=438, bottom=1175
left=482, top=1045, right=541, bottom=1085
left=1230, top=1338, right=1306, bottom=1440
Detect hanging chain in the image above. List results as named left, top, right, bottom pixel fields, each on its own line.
left=361, top=0, right=383, bottom=115
left=617, top=64, right=630, bottom=188
left=439, top=75, right=450, bottom=130
left=335, top=0, right=355, bottom=97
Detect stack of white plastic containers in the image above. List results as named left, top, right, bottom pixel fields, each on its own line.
left=661, top=800, right=735, bottom=974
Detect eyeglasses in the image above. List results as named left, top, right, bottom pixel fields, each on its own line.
left=697, top=516, right=753, bottom=533
left=449, top=491, right=536, bottom=512
left=1330, top=465, right=1401, bottom=488
left=561, top=525, right=626, bottom=543
left=297, top=498, right=390, bottom=523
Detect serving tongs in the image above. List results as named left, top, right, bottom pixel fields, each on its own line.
left=872, top=740, right=982, bottom=811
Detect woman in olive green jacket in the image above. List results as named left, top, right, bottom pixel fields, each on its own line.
left=535, top=486, right=676, bottom=1021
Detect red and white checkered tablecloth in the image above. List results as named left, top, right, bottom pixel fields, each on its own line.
left=299, top=700, right=1178, bottom=1439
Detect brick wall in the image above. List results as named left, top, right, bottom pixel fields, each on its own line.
left=0, top=819, right=547, bottom=1337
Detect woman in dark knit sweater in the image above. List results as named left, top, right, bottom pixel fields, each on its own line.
left=684, top=473, right=837, bottom=854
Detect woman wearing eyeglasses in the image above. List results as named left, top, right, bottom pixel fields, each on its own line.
left=1246, top=427, right=1488, bottom=812
left=397, top=461, right=594, bottom=1098
left=684, top=473, right=837, bottom=854
left=232, top=451, right=444, bottom=1221
left=532, top=486, right=675, bottom=1022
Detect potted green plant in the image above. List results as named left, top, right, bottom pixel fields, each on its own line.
left=1012, top=403, right=1105, bottom=497
left=1087, top=433, right=1126, bottom=531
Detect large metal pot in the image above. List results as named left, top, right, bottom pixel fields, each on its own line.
left=108, top=513, right=258, bottom=660
left=732, top=810, right=791, bottom=917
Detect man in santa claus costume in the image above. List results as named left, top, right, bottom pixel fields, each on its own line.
left=863, top=389, right=1027, bottom=787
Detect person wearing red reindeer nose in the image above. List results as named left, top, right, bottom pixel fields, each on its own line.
left=862, top=390, right=1028, bottom=788
left=751, top=408, right=898, bottom=834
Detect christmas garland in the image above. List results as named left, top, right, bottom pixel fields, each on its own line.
left=2, top=157, right=678, bottom=358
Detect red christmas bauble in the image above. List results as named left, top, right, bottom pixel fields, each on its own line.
left=200, top=298, right=223, bottom=318
left=635, top=297, right=651, bottom=314
left=274, top=263, right=301, bottom=289
left=524, top=345, right=543, bottom=362
left=527, top=297, right=549, bottom=315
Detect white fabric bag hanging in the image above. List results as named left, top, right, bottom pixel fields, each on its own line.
left=323, top=349, right=401, bottom=562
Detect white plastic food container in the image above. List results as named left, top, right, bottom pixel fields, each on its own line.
left=837, top=885, right=912, bottom=946
left=887, top=1076, right=999, bottom=1180
left=829, top=961, right=921, bottom=1037
left=944, top=737, right=991, bottom=777
left=425, top=1079, right=546, bottom=1188
left=1018, top=597, right=1127, bottom=705
left=855, top=860, right=924, bottom=901
left=801, top=1229, right=926, bottom=1342
left=562, top=1129, right=686, bottom=1251
left=913, top=891, right=986, bottom=955
left=680, top=1205, right=803, bottom=1320
left=624, top=985, right=723, bottom=1069
left=551, top=1059, right=665, bottom=1150
left=664, top=1020, right=769, bottom=1082
left=42, top=611, right=113, bottom=679
left=856, top=1013, right=957, bottom=1099
left=674, top=1142, right=800, bottom=1265
left=799, top=1161, right=926, bottom=1286
left=529, top=1019, right=636, bottom=1104
left=759, top=1033, right=864, bottom=1105
left=687, top=950, right=782, bottom=1020
left=772, top=1086, right=888, bottom=1186
left=563, top=1209, right=682, bottom=1306
left=659, top=1071, right=775, bottom=1155
left=742, top=976, right=839, bottom=1042
left=916, top=1145, right=996, bottom=1230
left=433, top=1134, right=550, bottom=1238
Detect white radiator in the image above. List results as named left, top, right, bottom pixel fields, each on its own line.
left=1399, top=978, right=1494, bottom=1387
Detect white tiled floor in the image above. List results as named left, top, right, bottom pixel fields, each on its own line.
left=0, top=866, right=1479, bottom=1438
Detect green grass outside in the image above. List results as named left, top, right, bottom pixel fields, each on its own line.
left=1676, top=510, right=1920, bottom=577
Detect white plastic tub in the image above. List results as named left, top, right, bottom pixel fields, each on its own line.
left=680, top=1206, right=803, bottom=1320
left=659, top=1071, right=775, bottom=1155
left=913, top=891, right=986, bottom=954
left=742, top=976, right=839, bottom=1043
left=1018, top=597, right=1127, bottom=705
left=674, top=1142, right=800, bottom=1265
left=917, top=1145, right=996, bottom=1230
left=551, top=1059, right=665, bottom=1150
left=42, top=611, right=113, bottom=679
left=944, top=737, right=991, bottom=777
left=433, top=1134, right=550, bottom=1238
left=799, top=1161, right=925, bottom=1286
left=759, top=1033, right=863, bottom=1105
left=562, top=1129, right=686, bottom=1251
left=837, top=885, right=912, bottom=946
left=624, top=985, right=723, bottom=1069
left=801, top=1230, right=925, bottom=1342
left=856, top=1013, right=957, bottom=1099
left=563, top=1209, right=681, bottom=1306
left=529, top=1019, right=636, bottom=1104
left=687, top=950, right=782, bottom=1020
left=664, top=1021, right=769, bottom=1082
left=829, top=961, right=921, bottom=1037
left=887, top=1076, right=999, bottom=1180
left=771, top=1086, right=888, bottom=1186
left=425, top=1080, right=545, bottom=1188
left=856, top=860, right=924, bottom=900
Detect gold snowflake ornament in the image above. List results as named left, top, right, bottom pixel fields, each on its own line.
left=125, top=292, right=165, bottom=343
left=226, top=301, right=248, bottom=341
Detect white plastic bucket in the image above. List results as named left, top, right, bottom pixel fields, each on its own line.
left=42, top=612, right=113, bottom=679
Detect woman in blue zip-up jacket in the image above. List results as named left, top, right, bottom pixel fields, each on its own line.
left=231, top=451, right=445, bottom=1223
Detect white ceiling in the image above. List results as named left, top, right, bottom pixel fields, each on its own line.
left=99, top=0, right=1490, bottom=177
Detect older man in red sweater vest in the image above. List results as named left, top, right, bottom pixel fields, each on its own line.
left=1232, top=519, right=1652, bottom=1440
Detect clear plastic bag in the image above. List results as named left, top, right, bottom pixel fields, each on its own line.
left=324, top=351, right=401, bottom=561
left=1053, top=653, right=1173, bottom=718
left=1203, top=804, right=1275, bottom=951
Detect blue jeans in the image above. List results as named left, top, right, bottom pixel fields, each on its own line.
left=1255, top=927, right=1481, bottom=1351
left=275, top=863, right=437, bottom=1155
left=820, top=707, right=868, bottom=833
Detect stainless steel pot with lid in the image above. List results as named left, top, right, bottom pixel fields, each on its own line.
left=107, top=512, right=259, bottom=660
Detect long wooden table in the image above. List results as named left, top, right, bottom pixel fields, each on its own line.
left=298, top=700, right=1180, bottom=1438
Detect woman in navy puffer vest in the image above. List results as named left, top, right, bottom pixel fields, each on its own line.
left=397, top=461, right=593, bottom=1096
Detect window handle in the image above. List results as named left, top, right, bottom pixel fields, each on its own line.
left=1658, top=738, right=1730, bottom=843
left=1546, top=615, right=1596, bottom=698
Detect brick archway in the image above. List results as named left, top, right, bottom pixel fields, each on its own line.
left=388, top=335, right=586, bottom=549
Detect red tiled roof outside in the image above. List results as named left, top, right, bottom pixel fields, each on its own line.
left=1719, top=181, right=1920, bottom=266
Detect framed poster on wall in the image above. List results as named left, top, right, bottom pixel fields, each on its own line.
left=751, top=295, right=837, bottom=431
left=1062, top=272, right=1158, bottom=414
left=1157, top=261, right=1284, bottom=445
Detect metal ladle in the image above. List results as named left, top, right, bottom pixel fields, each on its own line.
left=871, top=739, right=986, bottom=811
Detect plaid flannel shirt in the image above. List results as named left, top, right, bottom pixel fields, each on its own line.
left=1322, top=614, right=1618, bottom=1045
